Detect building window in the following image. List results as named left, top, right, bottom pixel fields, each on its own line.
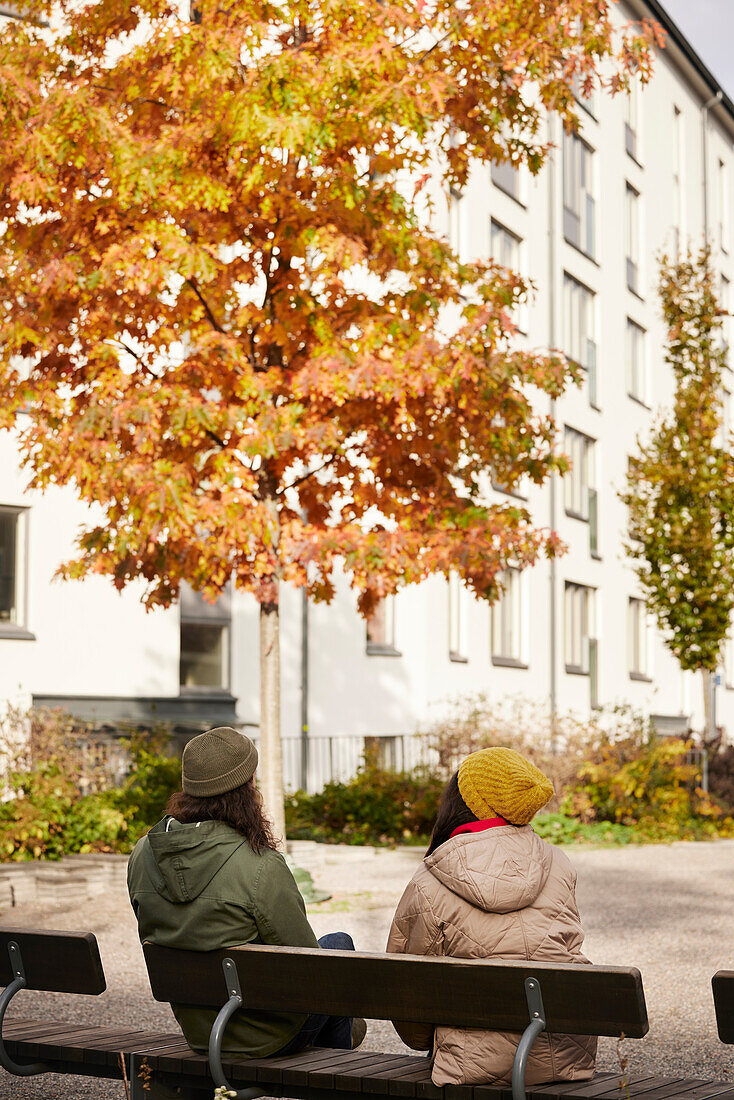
left=721, top=274, right=730, bottom=352
left=572, top=74, right=598, bottom=118
left=625, top=79, right=640, bottom=161
left=179, top=583, right=231, bottom=691
left=564, top=582, right=595, bottom=674
left=563, top=274, right=597, bottom=405
left=564, top=426, right=597, bottom=525
left=491, top=159, right=521, bottom=203
left=627, top=319, right=646, bottom=404
left=672, top=106, right=684, bottom=255
left=625, top=184, right=641, bottom=295
left=725, top=633, right=734, bottom=690
left=0, top=507, right=28, bottom=633
left=448, top=572, right=467, bottom=662
left=719, top=159, right=729, bottom=254
left=448, top=189, right=462, bottom=257
left=628, top=597, right=650, bottom=679
left=491, top=569, right=525, bottom=666
left=490, top=219, right=521, bottom=271
left=563, top=131, right=595, bottom=258
left=366, top=595, right=398, bottom=654
left=490, top=219, right=525, bottom=330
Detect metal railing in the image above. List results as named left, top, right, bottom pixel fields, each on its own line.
left=250, top=733, right=438, bottom=794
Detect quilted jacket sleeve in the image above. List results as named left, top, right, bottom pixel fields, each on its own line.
left=386, top=873, right=441, bottom=1052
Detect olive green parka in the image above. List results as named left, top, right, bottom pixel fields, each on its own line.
left=127, top=816, right=318, bottom=1056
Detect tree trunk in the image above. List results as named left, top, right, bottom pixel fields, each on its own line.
left=259, top=598, right=286, bottom=847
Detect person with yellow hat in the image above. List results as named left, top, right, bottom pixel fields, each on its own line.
left=386, top=747, right=596, bottom=1088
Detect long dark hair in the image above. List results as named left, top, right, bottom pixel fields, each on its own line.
left=425, top=771, right=478, bottom=857
left=166, top=780, right=278, bottom=855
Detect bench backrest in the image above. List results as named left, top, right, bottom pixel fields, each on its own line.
left=712, top=970, right=734, bottom=1042
left=143, top=943, right=648, bottom=1038
left=0, top=927, right=106, bottom=995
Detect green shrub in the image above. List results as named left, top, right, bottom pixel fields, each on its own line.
left=562, top=737, right=734, bottom=841
left=0, top=710, right=182, bottom=860
left=0, top=762, right=128, bottom=861
left=108, top=738, right=182, bottom=844
left=286, top=750, right=444, bottom=845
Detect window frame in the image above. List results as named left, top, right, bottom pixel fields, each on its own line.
left=562, top=272, right=598, bottom=407
left=626, top=317, right=647, bottom=406
left=563, top=426, right=596, bottom=522
left=491, top=568, right=527, bottom=669
left=448, top=571, right=468, bottom=663
left=179, top=582, right=232, bottom=693
left=625, top=182, right=641, bottom=296
left=562, top=131, right=596, bottom=260
left=0, top=505, right=32, bottom=639
left=564, top=581, right=595, bottom=675
left=366, top=595, right=400, bottom=656
left=628, top=597, right=651, bottom=681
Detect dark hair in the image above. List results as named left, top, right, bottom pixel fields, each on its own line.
left=166, top=780, right=278, bottom=855
left=425, top=771, right=478, bottom=857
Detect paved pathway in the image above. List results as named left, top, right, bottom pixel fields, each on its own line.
left=1, top=839, right=734, bottom=1098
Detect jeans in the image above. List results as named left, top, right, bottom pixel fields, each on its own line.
left=274, top=932, right=355, bottom=1053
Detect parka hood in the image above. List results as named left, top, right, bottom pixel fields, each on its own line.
left=424, top=825, right=553, bottom=913
left=142, top=817, right=246, bottom=904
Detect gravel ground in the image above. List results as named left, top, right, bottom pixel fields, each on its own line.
left=1, top=839, right=734, bottom=1098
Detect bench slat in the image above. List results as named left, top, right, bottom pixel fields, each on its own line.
left=0, top=928, right=105, bottom=995
left=143, top=944, right=648, bottom=1038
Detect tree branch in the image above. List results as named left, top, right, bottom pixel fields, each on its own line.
left=186, top=279, right=226, bottom=334
left=279, top=454, right=340, bottom=495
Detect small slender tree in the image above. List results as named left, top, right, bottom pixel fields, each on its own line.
left=0, top=1, right=657, bottom=838
left=622, top=247, right=734, bottom=741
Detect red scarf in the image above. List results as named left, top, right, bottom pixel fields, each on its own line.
left=450, top=817, right=509, bottom=838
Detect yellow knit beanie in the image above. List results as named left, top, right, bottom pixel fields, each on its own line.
left=457, top=747, right=554, bottom=826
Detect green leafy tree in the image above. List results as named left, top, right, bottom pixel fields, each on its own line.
left=622, top=247, right=734, bottom=740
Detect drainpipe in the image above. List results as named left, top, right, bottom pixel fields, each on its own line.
left=548, top=114, right=558, bottom=751
left=300, top=589, right=309, bottom=791
left=701, top=89, right=722, bottom=747
left=702, top=90, right=723, bottom=243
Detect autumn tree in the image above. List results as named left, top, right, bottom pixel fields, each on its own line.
left=0, top=0, right=657, bottom=840
left=622, top=247, right=734, bottom=742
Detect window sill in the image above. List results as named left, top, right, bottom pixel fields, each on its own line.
left=565, top=509, right=589, bottom=523
left=492, top=482, right=528, bottom=502
left=563, top=237, right=599, bottom=267
left=449, top=652, right=469, bottom=664
left=590, top=551, right=602, bottom=561
left=491, top=180, right=527, bottom=209
left=628, top=393, right=651, bottom=410
left=0, top=627, right=36, bottom=641
left=565, top=664, right=589, bottom=677
left=492, top=656, right=529, bottom=670
left=366, top=644, right=402, bottom=657
left=179, top=686, right=232, bottom=696
left=629, top=672, right=653, bottom=683
left=626, top=151, right=644, bottom=171
left=627, top=284, right=645, bottom=303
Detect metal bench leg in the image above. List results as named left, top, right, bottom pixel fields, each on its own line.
left=0, top=942, right=49, bottom=1077
left=208, top=958, right=265, bottom=1100
left=511, top=977, right=547, bottom=1100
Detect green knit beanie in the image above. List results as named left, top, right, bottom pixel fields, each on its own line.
left=181, top=727, right=258, bottom=797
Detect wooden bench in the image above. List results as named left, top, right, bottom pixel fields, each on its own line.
left=1, top=930, right=733, bottom=1100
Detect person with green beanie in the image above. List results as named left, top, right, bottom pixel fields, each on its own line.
left=387, top=747, right=595, bottom=1088
left=128, top=726, right=366, bottom=1058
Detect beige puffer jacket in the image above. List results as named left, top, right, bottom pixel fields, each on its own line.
left=386, top=825, right=597, bottom=1086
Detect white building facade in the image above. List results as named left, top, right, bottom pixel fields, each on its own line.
left=1, top=1, right=734, bottom=789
